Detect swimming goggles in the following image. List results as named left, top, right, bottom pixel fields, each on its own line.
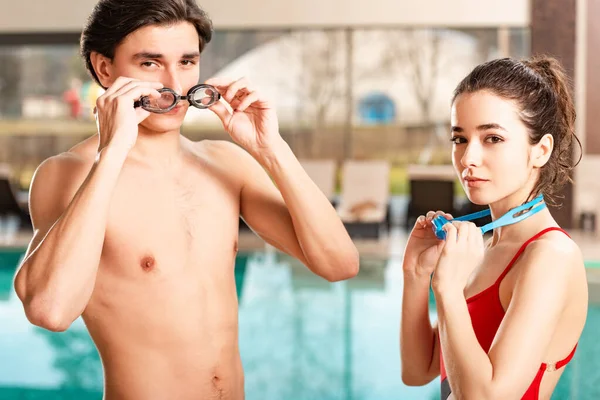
left=134, top=83, right=221, bottom=114
left=432, top=194, right=546, bottom=240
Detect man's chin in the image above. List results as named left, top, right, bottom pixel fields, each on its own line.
left=140, top=116, right=184, bottom=134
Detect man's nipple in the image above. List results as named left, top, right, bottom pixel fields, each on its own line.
left=140, top=256, right=156, bottom=271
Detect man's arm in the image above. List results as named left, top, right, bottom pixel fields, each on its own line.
left=219, top=140, right=359, bottom=282
left=14, top=77, right=169, bottom=331
left=14, top=147, right=125, bottom=331
left=203, top=76, right=359, bottom=281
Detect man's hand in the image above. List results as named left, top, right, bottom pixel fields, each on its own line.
left=204, top=77, right=280, bottom=161
left=95, top=77, right=163, bottom=157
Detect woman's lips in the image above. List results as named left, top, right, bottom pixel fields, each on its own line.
left=464, top=177, right=489, bottom=188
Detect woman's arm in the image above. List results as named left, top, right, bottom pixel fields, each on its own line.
left=434, top=224, right=581, bottom=399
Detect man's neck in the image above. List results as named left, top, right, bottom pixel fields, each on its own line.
left=129, top=128, right=184, bottom=167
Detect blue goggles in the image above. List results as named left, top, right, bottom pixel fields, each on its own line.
left=432, top=194, right=546, bottom=240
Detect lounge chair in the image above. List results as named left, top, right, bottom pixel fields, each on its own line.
left=337, top=160, right=390, bottom=239
left=299, top=159, right=337, bottom=204
left=0, top=164, right=30, bottom=230
left=240, top=159, right=338, bottom=232
left=405, top=164, right=456, bottom=229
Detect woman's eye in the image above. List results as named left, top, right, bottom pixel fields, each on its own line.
left=450, top=136, right=466, bottom=144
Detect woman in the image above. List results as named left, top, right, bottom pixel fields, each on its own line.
left=400, top=56, right=587, bottom=400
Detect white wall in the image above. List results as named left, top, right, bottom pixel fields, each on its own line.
left=0, top=0, right=530, bottom=33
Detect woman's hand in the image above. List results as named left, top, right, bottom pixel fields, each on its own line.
left=431, top=221, right=485, bottom=294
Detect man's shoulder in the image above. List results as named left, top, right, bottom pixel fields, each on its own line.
left=190, top=139, right=254, bottom=166
left=193, top=139, right=245, bottom=155
left=67, top=135, right=99, bottom=161
left=27, top=137, right=98, bottom=225
left=34, top=136, right=97, bottom=188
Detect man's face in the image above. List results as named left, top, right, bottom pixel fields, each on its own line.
left=104, top=22, right=201, bottom=133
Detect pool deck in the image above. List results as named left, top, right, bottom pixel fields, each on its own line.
left=3, top=227, right=600, bottom=304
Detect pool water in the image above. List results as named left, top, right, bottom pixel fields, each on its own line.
left=1, top=250, right=599, bottom=399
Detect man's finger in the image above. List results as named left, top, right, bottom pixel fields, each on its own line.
left=236, top=91, right=260, bottom=112
left=208, top=100, right=232, bottom=127
left=204, top=76, right=235, bottom=89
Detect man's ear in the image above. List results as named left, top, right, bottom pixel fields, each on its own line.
left=90, top=51, right=114, bottom=89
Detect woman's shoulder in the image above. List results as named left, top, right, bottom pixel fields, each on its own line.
left=518, top=228, right=584, bottom=283
left=530, top=228, right=581, bottom=259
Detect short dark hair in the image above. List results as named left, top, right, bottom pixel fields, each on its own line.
left=80, top=0, right=213, bottom=86
left=453, top=56, right=582, bottom=206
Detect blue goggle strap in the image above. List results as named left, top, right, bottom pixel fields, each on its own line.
left=479, top=197, right=546, bottom=235
left=453, top=209, right=491, bottom=222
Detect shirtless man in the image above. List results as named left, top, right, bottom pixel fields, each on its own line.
left=13, top=1, right=359, bottom=399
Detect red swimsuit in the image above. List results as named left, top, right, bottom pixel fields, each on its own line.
left=440, top=227, right=577, bottom=399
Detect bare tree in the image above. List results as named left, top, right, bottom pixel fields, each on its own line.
left=378, top=28, right=489, bottom=164
left=278, top=30, right=348, bottom=158
left=378, top=29, right=450, bottom=163
left=388, top=29, right=442, bottom=127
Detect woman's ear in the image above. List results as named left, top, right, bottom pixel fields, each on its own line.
left=90, top=51, right=114, bottom=89
left=532, top=133, right=554, bottom=168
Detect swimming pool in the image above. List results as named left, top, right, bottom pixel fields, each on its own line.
left=1, top=249, right=598, bottom=399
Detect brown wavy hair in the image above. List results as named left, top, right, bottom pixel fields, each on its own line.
left=453, top=56, right=582, bottom=206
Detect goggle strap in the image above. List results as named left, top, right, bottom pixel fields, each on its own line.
left=480, top=201, right=547, bottom=235
left=453, top=209, right=490, bottom=222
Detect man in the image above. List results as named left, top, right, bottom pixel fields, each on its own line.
left=13, top=1, right=359, bottom=399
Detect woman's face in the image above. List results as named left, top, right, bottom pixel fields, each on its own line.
left=450, top=90, right=539, bottom=206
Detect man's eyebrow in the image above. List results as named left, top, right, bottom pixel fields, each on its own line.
left=181, top=52, right=200, bottom=59
left=132, top=52, right=163, bottom=60
left=132, top=52, right=200, bottom=60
